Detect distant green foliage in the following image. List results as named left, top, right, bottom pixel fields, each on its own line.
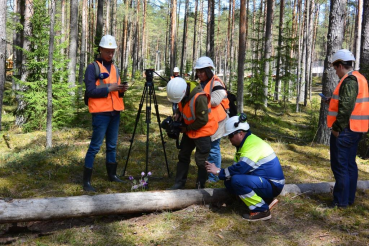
left=13, top=0, right=73, bottom=132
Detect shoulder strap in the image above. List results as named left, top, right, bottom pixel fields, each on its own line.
left=112, top=64, right=120, bottom=82
left=93, top=61, right=103, bottom=85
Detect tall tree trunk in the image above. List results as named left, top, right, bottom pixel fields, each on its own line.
left=304, top=0, right=313, bottom=106
left=295, top=0, right=302, bottom=112
left=46, top=0, right=56, bottom=148
left=355, top=0, right=363, bottom=70
left=0, top=0, right=6, bottom=131
left=237, top=0, right=247, bottom=113
left=95, top=0, right=104, bottom=50
left=300, top=1, right=307, bottom=105
left=141, top=0, right=147, bottom=70
left=180, top=0, right=189, bottom=77
left=78, top=0, right=87, bottom=92
left=191, top=0, right=198, bottom=80
left=274, top=0, right=284, bottom=101
left=361, top=0, right=369, bottom=78
left=316, top=0, right=347, bottom=145
left=12, top=0, right=24, bottom=91
left=60, top=0, right=66, bottom=56
left=170, top=0, right=177, bottom=73
left=15, top=0, right=32, bottom=127
left=105, top=0, right=110, bottom=34
left=225, top=0, right=232, bottom=86
left=68, top=0, right=79, bottom=89
left=206, top=0, right=215, bottom=59
left=111, top=0, right=117, bottom=36
left=229, top=0, right=235, bottom=90
left=262, top=0, right=274, bottom=107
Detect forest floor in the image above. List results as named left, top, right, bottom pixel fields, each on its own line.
left=0, top=78, right=369, bottom=245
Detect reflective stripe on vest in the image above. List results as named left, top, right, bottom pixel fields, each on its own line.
left=88, top=61, right=125, bottom=113
left=327, top=71, right=369, bottom=132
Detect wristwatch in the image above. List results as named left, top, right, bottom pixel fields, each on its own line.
left=216, top=169, right=221, bottom=175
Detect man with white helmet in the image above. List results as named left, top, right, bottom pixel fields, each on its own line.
left=166, top=77, right=218, bottom=189
left=194, top=56, right=230, bottom=183
left=206, top=114, right=285, bottom=221
left=82, top=35, right=129, bottom=192
left=171, top=67, right=180, bottom=79
left=325, top=49, right=369, bottom=208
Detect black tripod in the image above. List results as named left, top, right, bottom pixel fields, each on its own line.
left=121, top=69, right=170, bottom=177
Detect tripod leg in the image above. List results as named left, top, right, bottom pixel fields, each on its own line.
left=121, top=86, right=147, bottom=176
left=152, top=87, right=171, bottom=177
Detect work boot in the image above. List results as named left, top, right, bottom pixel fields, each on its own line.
left=242, top=210, right=271, bottom=221
left=196, top=168, right=207, bottom=189
left=83, top=167, right=96, bottom=192
left=106, top=162, right=124, bottom=182
left=167, top=183, right=185, bottom=190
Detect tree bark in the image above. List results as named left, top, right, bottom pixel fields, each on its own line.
left=237, top=0, right=247, bottom=113
left=15, top=0, right=32, bottom=127
left=191, top=0, right=198, bottom=80
left=0, top=0, right=6, bottom=131
left=0, top=189, right=233, bottom=223
left=274, top=0, right=284, bottom=101
left=78, top=0, right=87, bottom=94
left=355, top=0, right=363, bottom=70
left=316, top=0, right=347, bottom=145
left=170, top=0, right=177, bottom=73
left=180, top=0, right=189, bottom=77
left=206, top=0, right=215, bottom=59
left=262, top=0, right=274, bottom=107
left=304, top=0, right=314, bottom=106
left=361, top=0, right=369, bottom=79
left=68, top=0, right=78, bottom=89
left=95, top=0, right=104, bottom=50
left=46, top=0, right=56, bottom=149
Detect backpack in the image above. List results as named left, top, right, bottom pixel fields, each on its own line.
left=212, top=85, right=238, bottom=117
left=226, top=90, right=238, bottom=117
left=84, top=61, right=120, bottom=106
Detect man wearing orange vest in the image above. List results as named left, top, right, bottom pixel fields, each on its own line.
left=166, top=77, right=218, bottom=189
left=325, top=49, right=369, bottom=208
left=83, top=35, right=129, bottom=192
left=194, top=56, right=230, bottom=183
left=170, top=67, right=180, bottom=79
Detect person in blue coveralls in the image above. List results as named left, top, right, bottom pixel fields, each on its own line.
left=206, top=114, right=285, bottom=221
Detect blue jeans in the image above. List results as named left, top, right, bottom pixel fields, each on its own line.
left=207, top=138, right=221, bottom=182
left=330, top=128, right=362, bottom=207
left=224, top=174, right=274, bottom=212
left=85, top=113, right=120, bottom=168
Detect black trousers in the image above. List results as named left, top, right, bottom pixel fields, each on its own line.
left=175, top=134, right=211, bottom=187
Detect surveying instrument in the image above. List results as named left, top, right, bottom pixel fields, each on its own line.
left=121, top=69, right=170, bottom=177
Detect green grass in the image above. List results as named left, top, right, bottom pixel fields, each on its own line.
left=1, top=79, right=369, bottom=245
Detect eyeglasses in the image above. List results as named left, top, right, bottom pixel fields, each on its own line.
left=228, top=131, right=240, bottom=139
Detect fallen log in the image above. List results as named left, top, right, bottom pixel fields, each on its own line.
left=0, top=188, right=233, bottom=223
left=1, top=181, right=369, bottom=223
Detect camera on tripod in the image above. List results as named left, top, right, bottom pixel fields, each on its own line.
left=161, top=116, right=183, bottom=140
left=145, top=69, right=155, bottom=83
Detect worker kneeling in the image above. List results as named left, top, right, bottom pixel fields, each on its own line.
left=166, top=77, right=218, bottom=189
left=206, top=114, right=285, bottom=221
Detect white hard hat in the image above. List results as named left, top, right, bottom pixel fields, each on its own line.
left=167, top=77, right=187, bottom=103
left=194, top=56, right=215, bottom=70
left=173, top=67, right=180, bottom=73
left=99, top=35, right=117, bottom=49
left=223, top=115, right=250, bottom=137
left=331, top=49, right=355, bottom=64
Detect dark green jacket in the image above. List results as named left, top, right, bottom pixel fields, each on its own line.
left=177, top=83, right=209, bottom=131
left=332, top=75, right=358, bottom=132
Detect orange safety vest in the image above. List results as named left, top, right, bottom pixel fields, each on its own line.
left=178, top=92, right=218, bottom=139
left=327, top=71, right=369, bottom=132
left=203, top=75, right=230, bottom=122
left=88, top=61, right=125, bottom=113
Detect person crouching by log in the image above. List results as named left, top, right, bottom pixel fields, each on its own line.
left=166, top=77, right=218, bottom=189
left=206, top=114, right=285, bottom=221
left=83, top=35, right=129, bottom=192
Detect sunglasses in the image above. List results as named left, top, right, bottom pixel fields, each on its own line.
left=228, top=131, right=240, bottom=139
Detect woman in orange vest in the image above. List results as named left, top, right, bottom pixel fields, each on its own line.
left=83, top=35, right=129, bottom=192
left=194, top=56, right=230, bottom=183
left=166, top=77, right=218, bottom=189
left=325, top=49, right=369, bottom=208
